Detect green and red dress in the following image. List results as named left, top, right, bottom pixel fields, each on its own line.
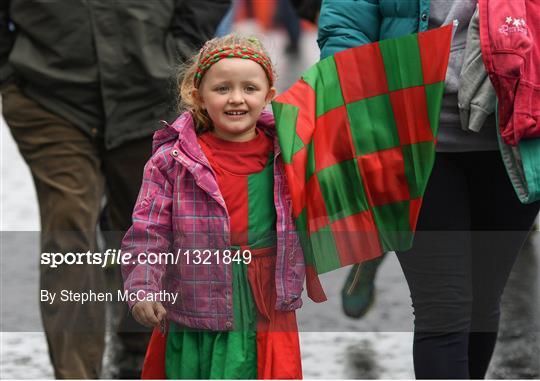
left=141, top=129, right=302, bottom=379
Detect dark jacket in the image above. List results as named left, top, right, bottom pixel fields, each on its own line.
left=0, top=0, right=230, bottom=149
left=291, top=0, right=321, bottom=23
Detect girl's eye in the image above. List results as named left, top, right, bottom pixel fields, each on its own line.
left=245, top=86, right=257, bottom=93
left=215, top=86, right=229, bottom=93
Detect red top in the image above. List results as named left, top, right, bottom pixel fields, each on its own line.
left=198, top=130, right=273, bottom=245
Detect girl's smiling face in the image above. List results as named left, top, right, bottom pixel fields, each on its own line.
left=195, top=58, right=275, bottom=142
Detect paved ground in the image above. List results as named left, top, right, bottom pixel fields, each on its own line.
left=1, top=26, right=539, bottom=379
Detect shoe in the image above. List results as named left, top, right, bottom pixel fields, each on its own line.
left=341, top=255, right=385, bottom=319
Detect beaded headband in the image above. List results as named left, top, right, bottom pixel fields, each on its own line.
left=193, top=44, right=274, bottom=88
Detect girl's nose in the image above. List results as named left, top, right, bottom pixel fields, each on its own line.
left=228, top=89, right=245, bottom=104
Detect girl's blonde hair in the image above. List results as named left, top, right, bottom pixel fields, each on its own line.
left=177, top=33, right=275, bottom=134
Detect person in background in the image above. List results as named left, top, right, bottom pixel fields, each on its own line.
left=318, top=0, right=540, bottom=378
left=275, top=0, right=302, bottom=55
left=292, top=0, right=383, bottom=322
left=216, top=0, right=239, bottom=37
left=290, top=0, right=321, bottom=24
left=0, top=0, right=229, bottom=378
left=288, top=0, right=379, bottom=322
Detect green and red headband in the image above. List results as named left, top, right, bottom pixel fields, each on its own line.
left=194, top=44, right=274, bottom=88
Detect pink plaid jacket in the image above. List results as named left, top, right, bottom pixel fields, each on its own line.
left=121, top=111, right=314, bottom=331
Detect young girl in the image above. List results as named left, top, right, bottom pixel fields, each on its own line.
left=121, top=34, right=324, bottom=379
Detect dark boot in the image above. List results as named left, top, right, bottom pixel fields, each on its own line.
left=341, top=254, right=386, bottom=319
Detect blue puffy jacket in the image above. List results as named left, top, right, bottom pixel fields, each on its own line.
left=318, top=0, right=432, bottom=59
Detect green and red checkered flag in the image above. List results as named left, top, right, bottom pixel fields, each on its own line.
left=272, top=25, right=453, bottom=274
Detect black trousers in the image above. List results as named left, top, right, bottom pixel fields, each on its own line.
left=397, top=151, right=539, bottom=379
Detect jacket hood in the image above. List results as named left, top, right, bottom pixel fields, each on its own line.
left=152, top=109, right=276, bottom=155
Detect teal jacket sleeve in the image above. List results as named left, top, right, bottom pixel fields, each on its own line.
left=317, top=0, right=381, bottom=59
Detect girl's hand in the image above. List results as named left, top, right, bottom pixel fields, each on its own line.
left=132, top=301, right=167, bottom=328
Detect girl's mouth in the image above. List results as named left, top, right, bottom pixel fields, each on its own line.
left=224, top=111, right=248, bottom=116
